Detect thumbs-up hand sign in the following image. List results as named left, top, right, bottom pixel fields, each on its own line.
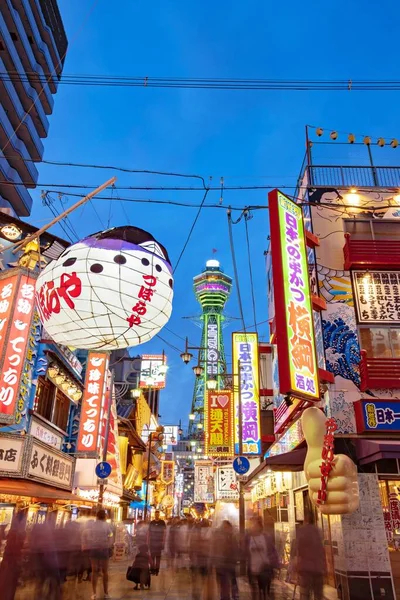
left=301, top=407, right=359, bottom=515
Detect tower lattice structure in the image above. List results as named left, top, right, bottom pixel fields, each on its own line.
left=189, top=260, right=232, bottom=435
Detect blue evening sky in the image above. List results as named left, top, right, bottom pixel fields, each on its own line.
left=28, top=0, right=400, bottom=428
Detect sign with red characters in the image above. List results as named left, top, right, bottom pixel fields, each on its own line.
left=317, top=417, right=338, bottom=505
left=0, top=270, right=37, bottom=424
left=160, top=460, right=175, bottom=485
left=205, top=390, right=234, bottom=457
left=76, top=352, right=109, bottom=454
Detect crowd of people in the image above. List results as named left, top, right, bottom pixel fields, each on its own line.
left=0, top=508, right=326, bottom=600
left=129, top=511, right=326, bottom=600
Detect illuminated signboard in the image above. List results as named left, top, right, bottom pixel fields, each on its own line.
left=232, top=332, right=261, bottom=455
left=354, top=399, right=400, bottom=433
left=160, top=460, right=175, bottom=485
left=139, top=354, right=167, bottom=389
left=76, top=352, right=109, bottom=454
left=194, top=461, right=214, bottom=503
left=207, top=318, right=219, bottom=376
left=205, top=390, right=234, bottom=457
left=265, top=416, right=304, bottom=458
left=215, top=466, right=239, bottom=500
left=269, top=189, right=319, bottom=401
left=0, top=270, right=37, bottom=424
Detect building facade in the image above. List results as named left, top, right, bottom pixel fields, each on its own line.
left=0, top=0, right=67, bottom=215
left=246, top=155, right=400, bottom=600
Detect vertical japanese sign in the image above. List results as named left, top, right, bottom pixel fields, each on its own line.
left=194, top=461, right=214, bottom=503
left=232, top=332, right=261, bottom=455
left=206, top=316, right=219, bottom=376
left=269, top=189, right=319, bottom=400
left=160, top=460, right=175, bottom=485
left=99, top=377, right=123, bottom=494
left=0, top=270, right=37, bottom=424
left=205, top=390, right=234, bottom=457
left=76, top=352, right=109, bottom=454
left=215, top=466, right=239, bottom=500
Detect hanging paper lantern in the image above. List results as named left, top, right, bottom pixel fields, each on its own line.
left=348, top=133, right=355, bottom=144
left=330, top=131, right=338, bottom=140
left=35, top=226, right=173, bottom=350
left=315, top=127, right=323, bottom=137
left=363, top=136, right=371, bottom=145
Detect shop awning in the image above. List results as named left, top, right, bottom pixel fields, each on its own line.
left=246, top=447, right=307, bottom=486
left=356, top=439, right=400, bottom=465
left=263, top=447, right=307, bottom=471
left=0, top=479, right=83, bottom=502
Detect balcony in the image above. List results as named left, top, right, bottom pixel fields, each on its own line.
left=359, top=350, right=400, bottom=391
left=307, top=165, right=400, bottom=189
left=343, top=233, right=400, bottom=270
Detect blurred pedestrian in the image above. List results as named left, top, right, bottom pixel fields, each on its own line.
left=0, top=511, right=26, bottom=600
left=245, top=516, right=279, bottom=600
left=29, top=520, right=61, bottom=600
left=129, top=543, right=151, bottom=590
left=167, top=517, right=180, bottom=569
left=83, top=509, right=113, bottom=600
left=148, top=510, right=166, bottom=575
left=296, top=513, right=326, bottom=600
left=214, top=520, right=239, bottom=600
left=190, top=519, right=211, bottom=600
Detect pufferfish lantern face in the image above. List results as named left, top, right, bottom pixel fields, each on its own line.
left=35, top=226, right=173, bottom=350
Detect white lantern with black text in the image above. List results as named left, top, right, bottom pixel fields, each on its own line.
left=35, top=226, right=173, bottom=349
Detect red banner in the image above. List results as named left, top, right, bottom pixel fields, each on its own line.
left=76, top=352, right=109, bottom=453
left=0, top=270, right=37, bottom=423
left=205, top=390, right=234, bottom=457
left=161, top=460, right=175, bottom=485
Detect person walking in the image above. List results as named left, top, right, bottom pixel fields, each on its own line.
left=190, top=519, right=211, bottom=600
left=296, top=514, right=326, bottom=600
left=214, top=520, right=239, bottom=600
left=83, top=509, right=113, bottom=600
left=245, top=516, right=279, bottom=600
left=148, top=510, right=166, bottom=575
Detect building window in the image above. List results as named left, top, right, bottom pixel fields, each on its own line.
left=34, top=376, right=71, bottom=432
left=360, top=327, right=400, bottom=358
left=35, top=376, right=54, bottom=421
left=344, top=219, right=400, bottom=241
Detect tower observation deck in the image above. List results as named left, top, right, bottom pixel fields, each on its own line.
left=189, top=259, right=232, bottom=434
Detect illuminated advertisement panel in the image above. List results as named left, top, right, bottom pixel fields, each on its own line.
left=160, top=460, right=175, bottom=485
left=205, top=390, right=234, bottom=457
left=139, top=354, right=167, bottom=389
left=0, top=270, right=37, bottom=424
left=269, top=189, right=319, bottom=401
left=76, top=352, right=109, bottom=454
left=232, top=332, right=261, bottom=455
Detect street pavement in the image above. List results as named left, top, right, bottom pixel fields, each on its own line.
left=14, top=557, right=336, bottom=599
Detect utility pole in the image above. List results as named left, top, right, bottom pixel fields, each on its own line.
left=6, top=177, right=117, bottom=254
left=98, top=369, right=115, bottom=508
left=237, top=358, right=246, bottom=575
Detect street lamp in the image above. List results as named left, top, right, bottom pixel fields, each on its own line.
left=197, top=423, right=203, bottom=429
left=192, top=364, right=204, bottom=377
left=180, top=350, right=193, bottom=364
left=130, top=388, right=141, bottom=399
left=189, top=413, right=196, bottom=421
left=206, top=378, right=218, bottom=390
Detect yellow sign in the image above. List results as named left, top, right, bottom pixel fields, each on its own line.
left=136, top=394, right=151, bottom=438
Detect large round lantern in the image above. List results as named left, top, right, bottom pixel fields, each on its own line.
left=35, top=226, right=173, bottom=350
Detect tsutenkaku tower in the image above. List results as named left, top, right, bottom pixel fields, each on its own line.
left=189, top=259, right=232, bottom=434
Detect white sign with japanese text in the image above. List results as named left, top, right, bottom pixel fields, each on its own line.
left=353, top=271, right=400, bottom=323
left=27, top=440, right=75, bottom=490
left=0, top=435, right=25, bottom=474
left=215, top=466, right=239, bottom=500
left=194, top=461, right=214, bottom=503
left=29, top=417, right=63, bottom=450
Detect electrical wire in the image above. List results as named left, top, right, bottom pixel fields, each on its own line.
left=4, top=72, right=400, bottom=90
left=227, top=208, right=247, bottom=333
left=173, top=188, right=210, bottom=273
left=244, top=211, right=258, bottom=335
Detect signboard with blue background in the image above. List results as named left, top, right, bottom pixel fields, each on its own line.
left=355, top=399, right=400, bottom=433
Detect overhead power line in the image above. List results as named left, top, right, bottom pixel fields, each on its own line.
left=3, top=72, right=400, bottom=90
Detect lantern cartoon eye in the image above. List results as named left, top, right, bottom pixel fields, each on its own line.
left=113, top=254, right=127, bottom=265
left=63, top=257, right=77, bottom=267
left=141, top=258, right=150, bottom=267
left=169, top=278, right=173, bottom=289
left=155, top=264, right=162, bottom=273
left=90, top=263, right=103, bottom=273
